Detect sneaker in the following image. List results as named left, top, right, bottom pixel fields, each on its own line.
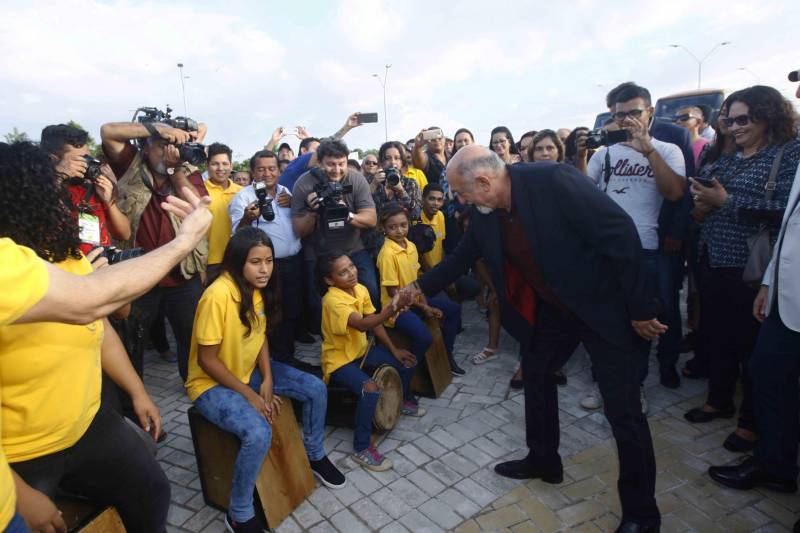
left=449, top=358, right=466, bottom=376
left=580, top=382, right=603, bottom=410
left=310, top=456, right=346, bottom=489
left=471, top=347, right=496, bottom=365
left=401, top=400, right=427, bottom=417
left=225, top=513, right=266, bottom=533
left=640, top=387, right=649, bottom=415
left=352, top=446, right=393, bottom=472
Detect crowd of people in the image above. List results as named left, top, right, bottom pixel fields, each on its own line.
left=0, top=70, right=799, bottom=533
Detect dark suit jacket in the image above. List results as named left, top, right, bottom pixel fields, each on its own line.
left=418, top=162, right=656, bottom=347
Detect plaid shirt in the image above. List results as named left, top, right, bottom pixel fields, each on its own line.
left=698, top=139, right=800, bottom=268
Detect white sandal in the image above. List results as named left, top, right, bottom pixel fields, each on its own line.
left=471, top=347, right=496, bottom=365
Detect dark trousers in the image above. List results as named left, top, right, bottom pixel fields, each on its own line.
left=148, top=306, right=171, bottom=354
left=655, top=249, right=683, bottom=367
left=11, top=403, right=170, bottom=533
left=131, top=276, right=203, bottom=381
left=751, top=303, right=800, bottom=480
left=700, top=257, right=759, bottom=431
left=305, top=249, right=379, bottom=334
left=522, top=301, right=659, bottom=525
left=268, top=253, right=304, bottom=362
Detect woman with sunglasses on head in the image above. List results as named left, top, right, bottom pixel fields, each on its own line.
left=684, top=86, right=800, bottom=453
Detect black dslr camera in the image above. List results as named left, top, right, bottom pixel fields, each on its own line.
left=253, top=182, right=275, bottom=222
left=311, top=169, right=353, bottom=230
left=95, top=246, right=145, bottom=265
left=82, top=155, right=103, bottom=181
left=132, top=106, right=206, bottom=166
left=584, top=128, right=629, bottom=150
left=385, top=167, right=402, bottom=187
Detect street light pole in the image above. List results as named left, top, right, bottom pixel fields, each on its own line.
left=669, top=42, right=731, bottom=89
left=177, top=63, right=188, bottom=116
left=372, top=64, right=391, bottom=142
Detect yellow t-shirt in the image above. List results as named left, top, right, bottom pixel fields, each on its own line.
left=376, top=238, right=421, bottom=326
left=185, top=273, right=266, bottom=401
left=0, top=255, right=103, bottom=464
left=419, top=210, right=445, bottom=269
left=206, top=179, right=242, bottom=265
left=404, top=167, right=428, bottom=192
left=320, top=284, right=375, bottom=383
left=0, top=239, right=49, bottom=530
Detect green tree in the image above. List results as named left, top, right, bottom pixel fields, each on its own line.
left=3, top=127, right=30, bottom=143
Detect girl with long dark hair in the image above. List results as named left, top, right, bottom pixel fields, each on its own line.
left=185, top=228, right=345, bottom=532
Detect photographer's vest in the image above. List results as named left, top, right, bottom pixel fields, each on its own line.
left=115, top=151, right=208, bottom=279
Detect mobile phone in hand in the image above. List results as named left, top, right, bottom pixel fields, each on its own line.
left=358, top=112, right=379, bottom=124
left=422, top=128, right=443, bottom=141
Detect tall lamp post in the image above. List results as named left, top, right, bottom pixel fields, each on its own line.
left=669, top=41, right=731, bottom=89
left=177, top=63, right=189, bottom=116
left=372, top=64, right=391, bottom=142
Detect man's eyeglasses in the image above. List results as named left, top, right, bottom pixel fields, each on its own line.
left=673, top=113, right=699, bottom=123
left=720, top=114, right=752, bottom=128
left=613, top=109, right=645, bottom=120
left=363, top=160, right=378, bottom=166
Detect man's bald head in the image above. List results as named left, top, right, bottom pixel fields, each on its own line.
left=446, top=144, right=509, bottom=213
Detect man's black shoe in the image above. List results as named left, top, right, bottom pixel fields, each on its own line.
left=708, top=456, right=797, bottom=493
left=450, top=359, right=466, bottom=376
left=310, top=456, right=346, bottom=489
left=615, top=521, right=659, bottom=533
left=723, top=432, right=756, bottom=453
left=684, top=405, right=735, bottom=423
left=494, top=458, right=563, bottom=483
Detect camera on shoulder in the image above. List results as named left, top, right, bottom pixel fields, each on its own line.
left=310, top=168, right=353, bottom=231
left=132, top=105, right=207, bottom=165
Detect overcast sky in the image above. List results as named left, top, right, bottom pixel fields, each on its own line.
left=1, top=0, right=797, bottom=161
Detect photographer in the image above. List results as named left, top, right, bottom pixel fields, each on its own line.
left=229, top=150, right=303, bottom=363
left=291, top=138, right=378, bottom=331
left=100, top=113, right=210, bottom=382
left=41, top=124, right=131, bottom=254
left=371, top=141, right=422, bottom=220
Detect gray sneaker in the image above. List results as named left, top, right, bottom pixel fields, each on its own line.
left=401, top=400, right=427, bottom=417
left=352, top=446, right=393, bottom=472
left=580, top=382, right=603, bottom=410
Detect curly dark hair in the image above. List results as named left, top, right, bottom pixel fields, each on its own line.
left=0, top=142, right=82, bottom=262
left=727, top=85, right=798, bottom=145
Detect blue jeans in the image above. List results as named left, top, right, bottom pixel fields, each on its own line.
left=636, top=250, right=659, bottom=383
left=330, top=345, right=417, bottom=452
left=394, top=296, right=460, bottom=360
left=750, top=304, right=800, bottom=480
left=194, top=362, right=327, bottom=522
left=305, top=249, right=380, bottom=334
left=3, top=513, right=30, bottom=533
left=655, top=249, right=683, bottom=367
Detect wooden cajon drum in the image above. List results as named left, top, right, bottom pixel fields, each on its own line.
left=56, top=496, right=125, bottom=532
left=386, top=317, right=452, bottom=398
left=187, top=398, right=315, bottom=529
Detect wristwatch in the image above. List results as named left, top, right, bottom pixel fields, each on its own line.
left=347, top=212, right=355, bottom=223
left=167, top=163, right=192, bottom=176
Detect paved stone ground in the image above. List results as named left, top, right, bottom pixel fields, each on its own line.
left=144, top=300, right=798, bottom=532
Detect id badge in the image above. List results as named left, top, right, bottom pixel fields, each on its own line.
left=78, top=213, right=101, bottom=245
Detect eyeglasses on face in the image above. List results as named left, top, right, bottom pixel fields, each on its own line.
left=673, top=113, right=699, bottom=123
left=720, top=114, right=752, bottom=127
left=363, top=160, right=378, bottom=166
left=613, top=109, right=645, bottom=120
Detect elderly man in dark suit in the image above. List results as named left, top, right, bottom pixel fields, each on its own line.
left=411, top=144, right=666, bottom=533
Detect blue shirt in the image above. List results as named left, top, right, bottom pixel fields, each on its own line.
left=279, top=152, right=314, bottom=192
left=698, top=140, right=800, bottom=268
left=228, top=183, right=301, bottom=259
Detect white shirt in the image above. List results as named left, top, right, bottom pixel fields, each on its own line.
left=587, top=139, right=686, bottom=250
left=228, top=183, right=301, bottom=259
left=700, top=125, right=716, bottom=142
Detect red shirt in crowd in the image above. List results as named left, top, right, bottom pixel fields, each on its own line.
left=67, top=182, right=112, bottom=256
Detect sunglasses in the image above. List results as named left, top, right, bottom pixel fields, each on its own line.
left=363, top=160, right=378, bottom=166
left=613, top=109, right=645, bottom=120
left=720, top=114, right=752, bottom=127
left=673, top=114, right=698, bottom=123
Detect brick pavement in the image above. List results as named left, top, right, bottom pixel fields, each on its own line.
left=144, top=301, right=797, bottom=532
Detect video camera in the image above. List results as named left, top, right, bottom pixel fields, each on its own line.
left=132, top=106, right=206, bottom=166
left=584, top=129, right=629, bottom=150
left=253, top=182, right=275, bottom=222
left=310, top=168, right=353, bottom=230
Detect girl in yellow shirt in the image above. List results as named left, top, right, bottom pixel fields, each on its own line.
left=186, top=228, right=344, bottom=532
left=319, top=252, right=419, bottom=471
left=376, top=205, right=464, bottom=376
